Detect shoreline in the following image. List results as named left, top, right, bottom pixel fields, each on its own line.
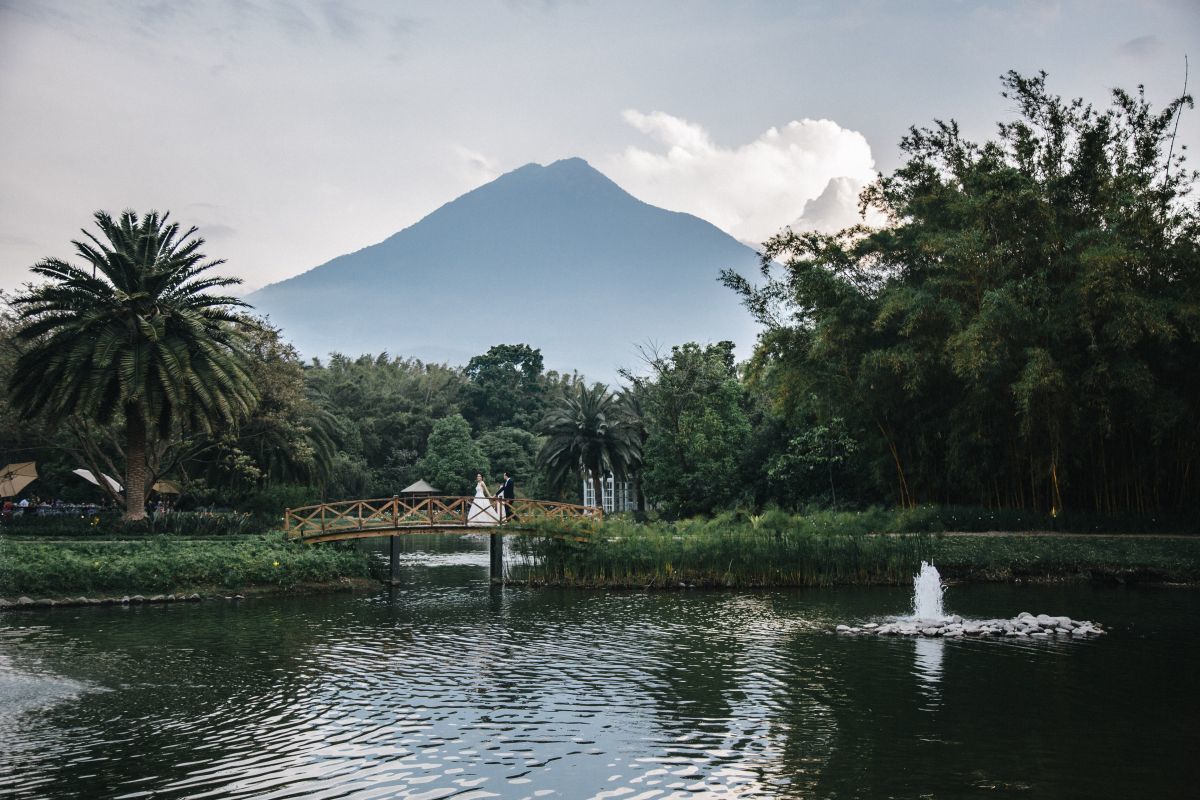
left=0, top=577, right=379, bottom=611
left=5, top=571, right=1197, bottom=612
left=6, top=530, right=1199, bottom=608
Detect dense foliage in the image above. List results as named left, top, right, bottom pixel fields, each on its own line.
left=627, top=342, right=751, bottom=516
left=537, top=382, right=640, bottom=504
left=724, top=72, right=1199, bottom=514
left=414, top=414, right=489, bottom=496
left=6, top=211, right=259, bottom=519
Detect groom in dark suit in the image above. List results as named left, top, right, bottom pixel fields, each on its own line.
left=495, top=472, right=515, bottom=523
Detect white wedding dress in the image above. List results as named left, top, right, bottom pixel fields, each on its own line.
left=466, top=480, right=499, bottom=526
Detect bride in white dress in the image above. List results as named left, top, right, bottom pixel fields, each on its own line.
left=466, top=472, right=499, bottom=526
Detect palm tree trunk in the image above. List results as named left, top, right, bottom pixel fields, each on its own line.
left=591, top=472, right=604, bottom=512
left=125, top=406, right=148, bottom=521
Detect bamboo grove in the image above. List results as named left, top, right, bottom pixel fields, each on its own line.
left=723, top=72, right=1199, bottom=514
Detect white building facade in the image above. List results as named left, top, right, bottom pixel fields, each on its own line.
left=581, top=472, right=637, bottom=513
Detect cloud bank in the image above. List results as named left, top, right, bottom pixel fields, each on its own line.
left=606, top=111, right=883, bottom=245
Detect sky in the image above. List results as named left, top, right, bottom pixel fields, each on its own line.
left=1, top=0, right=1196, bottom=294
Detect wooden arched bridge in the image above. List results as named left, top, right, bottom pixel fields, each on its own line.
left=284, top=496, right=602, bottom=584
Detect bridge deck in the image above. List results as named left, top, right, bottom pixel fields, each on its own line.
left=285, top=496, right=602, bottom=543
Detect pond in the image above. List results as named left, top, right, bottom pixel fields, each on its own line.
left=2, top=534, right=1197, bottom=798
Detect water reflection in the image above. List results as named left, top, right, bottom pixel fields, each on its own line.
left=1, top=538, right=1198, bottom=799
left=913, top=636, right=945, bottom=715
left=913, top=637, right=945, bottom=687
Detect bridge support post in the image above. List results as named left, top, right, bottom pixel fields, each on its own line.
left=489, top=532, right=504, bottom=584
left=389, top=534, right=401, bottom=586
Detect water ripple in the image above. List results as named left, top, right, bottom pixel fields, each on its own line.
left=2, top=542, right=1197, bottom=798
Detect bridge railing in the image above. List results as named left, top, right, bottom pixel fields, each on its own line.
left=284, top=496, right=603, bottom=542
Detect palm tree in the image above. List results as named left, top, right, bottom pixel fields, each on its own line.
left=8, top=210, right=259, bottom=520
left=538, top=382, right=640, bottom=508
left=616, top=386, right=648, bottom=511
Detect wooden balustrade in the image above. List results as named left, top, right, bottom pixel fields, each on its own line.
left=284, top=495, right=603, bottom=544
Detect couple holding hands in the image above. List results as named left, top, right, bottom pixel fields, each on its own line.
left=467, top=471, right=514, bottom=526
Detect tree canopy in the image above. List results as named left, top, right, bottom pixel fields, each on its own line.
left=414, top=414, right=490, bottom=497
left=7, top=211, right=259, bottom=519
left=723, top=71, right=1199, bottom=513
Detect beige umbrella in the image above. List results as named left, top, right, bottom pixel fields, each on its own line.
left=0, top=462, right=38, bottom=498
left=152, top=479, right=182, bottom=495
left=72, top=468, right=123, bottom=493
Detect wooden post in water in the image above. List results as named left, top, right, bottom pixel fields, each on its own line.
left=389, top=534, right=401, bottom=586
left=489, top=531, right=503, bottom=583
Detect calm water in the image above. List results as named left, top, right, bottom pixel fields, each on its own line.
left=2, top=535, right=1197, bottom=799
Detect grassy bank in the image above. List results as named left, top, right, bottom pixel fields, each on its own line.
left=0, top=533, right=370, bottom=597
left=933, top=535, right=1200, bottom=582
left=514, top=514, right=1200, bottom=588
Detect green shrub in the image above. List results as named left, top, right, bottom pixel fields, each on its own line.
left=1, top=511, right=261, bottom=538
left=0, top=533, right=370, bottom=595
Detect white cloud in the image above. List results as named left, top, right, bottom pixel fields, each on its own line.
left=605, top=110, right=882, bottom=245
left=453, top=145, right=502, bottom=185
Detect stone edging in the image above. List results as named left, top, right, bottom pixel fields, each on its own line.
left=0, top=593, right=241, bottom=610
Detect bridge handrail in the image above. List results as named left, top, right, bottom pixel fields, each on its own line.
left=284, top=495, right=603, bottom=540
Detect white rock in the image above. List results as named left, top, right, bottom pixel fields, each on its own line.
left=863, top=622, right=878, bottom=629
left=836, top=625, right=851, bottom=632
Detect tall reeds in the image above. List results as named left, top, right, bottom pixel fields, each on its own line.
left=513, top=514, right=934, bottom=588
left=511, top=510, right=1200, bottom=588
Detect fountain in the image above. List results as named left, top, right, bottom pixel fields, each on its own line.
left=835, top=562, right=1106, bottom=639
left=912, top=561, right=946, bottom=622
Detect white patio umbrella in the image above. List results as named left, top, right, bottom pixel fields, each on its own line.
left=72, top=468, right=123, bottom=493
left=0, top=462, right=38, bottom=497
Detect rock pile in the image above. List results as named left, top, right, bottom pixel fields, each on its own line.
left=0, top=593, right=204, bottom=611
left=835, top=611, right=1105, bottom=638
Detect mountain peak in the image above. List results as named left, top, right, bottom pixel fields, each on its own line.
left=248, top=159, right=760, bottom=379
left=486, top=157, right=626, bottom=198
left=545, top=156, right=593, bottom=171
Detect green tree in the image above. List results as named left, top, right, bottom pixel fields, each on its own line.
left=537, top=382, right=640, bottom=505
left=462, top=343, right=547, bottom=431
left=614, top=383, right=648, bottom=510
left=632, top=342, right=751, bottom=516
left=477, top=426, right=544, bottom=497
left=7, top=211, right=259, bottom=520
left=191, top=321, right=337, bottom=496
left=413, top=414, right=489, bottom=496
left=724, top=71, right=1200, bottom=512
left=304, top=353, right=465, bottom=495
